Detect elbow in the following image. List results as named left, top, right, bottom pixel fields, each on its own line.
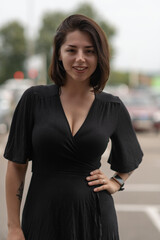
left=7, top=160, right=28, bottom=178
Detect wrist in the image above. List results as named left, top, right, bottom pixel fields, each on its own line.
left=7, top=227, right=24, bottom=239
left=110, top=178, right=122, bottom=192
left=110, top=174, right=125, bottom=191
left=8, top=222, right=21, bottom=230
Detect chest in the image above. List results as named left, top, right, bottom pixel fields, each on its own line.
left=33, top=96, right=117, bottom=139
left=59, top=95, right=95, bottom=137
left=32, top=96, right=118, bottom=160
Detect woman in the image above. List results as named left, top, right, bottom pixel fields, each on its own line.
left=4, top=14, right=143, bottom=240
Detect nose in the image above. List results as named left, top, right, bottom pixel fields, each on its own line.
left=76, top=50, right=85, bottom=63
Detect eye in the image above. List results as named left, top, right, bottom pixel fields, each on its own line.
left=66, top=49, right=75, bottom=53
left=86, top=49, right=95, bottom=54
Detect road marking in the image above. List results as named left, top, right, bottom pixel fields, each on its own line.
left=125, top=184, right=160, bottom=192
left=146, top=207, right=160, bottom=232
left=116, top=204, right=160, bottom=232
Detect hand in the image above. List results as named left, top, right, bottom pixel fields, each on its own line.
left=7, top=227, right=25, bottom=240
left=86, top=169, right=121, bottom=194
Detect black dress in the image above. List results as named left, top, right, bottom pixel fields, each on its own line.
left=4, top=84, right=143, bottom=240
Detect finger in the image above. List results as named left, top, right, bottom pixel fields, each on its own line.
left=90, top=169, right=102, bottom=175
left=86, top=174, right=103, bottom=181
left=93, top=185, right=108, bottom=192
left=88, top=178, right=106, bottom=186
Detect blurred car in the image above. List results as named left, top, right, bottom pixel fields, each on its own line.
left=123, top=94, right=160, bottom=132
left=2, top=78, right=35, bottom=106
left=151, top=91, right=160, bottom=109
left=0, top=78, right=35, bottom=133
left=0, top=89, right=12, bottom=134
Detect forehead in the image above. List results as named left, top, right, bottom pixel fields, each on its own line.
left=63, top=30, right=94, bottom=46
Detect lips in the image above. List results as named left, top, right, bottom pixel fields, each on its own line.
left=73, top=66, right=88, bottom=72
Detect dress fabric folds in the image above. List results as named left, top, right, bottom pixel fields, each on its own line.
left=4, top=84, right=143, bottom=240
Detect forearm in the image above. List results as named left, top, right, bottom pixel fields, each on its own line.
left=5, top=161, right=28, bottom=229
left=110, top=171, right=134, bottom=191
left=117, top=171, right=134, bottom=182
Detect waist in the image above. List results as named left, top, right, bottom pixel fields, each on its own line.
left=32, top=160, right=101, bottom=176
left=32, top=169, right=93, bottom=177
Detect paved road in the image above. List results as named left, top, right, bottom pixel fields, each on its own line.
left=0, top=132, right=160, bottom=239
left=101, top=132, right=160, bottom=240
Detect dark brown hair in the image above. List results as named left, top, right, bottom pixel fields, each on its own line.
left=49, top=14, right=110, bottom=93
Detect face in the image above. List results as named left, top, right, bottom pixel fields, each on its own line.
left=59, top=30, right=98, bottom=85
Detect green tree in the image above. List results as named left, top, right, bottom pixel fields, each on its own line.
left=36, top=12, right=68, bottom=83
left=0, top=21, right=27, bottom=84
left=73, top=3, right=97, bottom=19
left=36, top=12, right=68, bottom=55
left=108, top=71, right=130, bottom=85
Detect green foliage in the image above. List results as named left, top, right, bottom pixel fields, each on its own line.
left=74, top=3, right=97, bottom=19
left=36, top=12, right=68, bottom=55
left=35, top=12, right=68, bottom=83
left=108, top=71, right=130, bottom=85
left=0, top=21, right=27, bottom=84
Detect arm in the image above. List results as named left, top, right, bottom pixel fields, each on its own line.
left=86, top=169, right=134, bottom=194
left=117, top=171, right=133, bottom=181
left=6, top=160, right=28, bottom=239
left=110, top=171, right=134, bottom=191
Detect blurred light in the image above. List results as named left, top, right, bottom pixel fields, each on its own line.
left=152, top=76, right=160, bottom=89
left=13, top=71, right=24, bottom=79
left=28, top=69, right=38, bottom=79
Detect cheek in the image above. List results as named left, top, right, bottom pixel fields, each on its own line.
left=92, top=58, right=98, bottom=71
left=61, top=58, right=73, bottom=71
left=61, top=54, right=73, bottom=64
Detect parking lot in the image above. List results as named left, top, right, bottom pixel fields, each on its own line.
left=102, top=131, right=160, bottom=239
left=0, top=131, right=160, bottom=239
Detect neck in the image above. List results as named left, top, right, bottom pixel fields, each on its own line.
left=60, top=82, right=94, bottom=98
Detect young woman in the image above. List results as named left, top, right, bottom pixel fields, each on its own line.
left=4, top=14, right=143, bottom=240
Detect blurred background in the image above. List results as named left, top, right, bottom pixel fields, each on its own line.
left=0, top=0, right=160, bottom=239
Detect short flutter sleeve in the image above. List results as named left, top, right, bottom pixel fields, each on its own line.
left=4, top=87, right=34, bottom=164
left=108, top=98, right=143, bottom=173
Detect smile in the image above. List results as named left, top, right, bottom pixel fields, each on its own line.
left=73, top=67, right=88, bottom=71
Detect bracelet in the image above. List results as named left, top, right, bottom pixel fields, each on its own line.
left=111, top=174, right=125, bottom=191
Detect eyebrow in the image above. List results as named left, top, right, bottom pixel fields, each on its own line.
left=67, top=45, right=94, bottom=48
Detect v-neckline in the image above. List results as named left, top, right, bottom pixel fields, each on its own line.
left=57, top=87, right=96, bottom=138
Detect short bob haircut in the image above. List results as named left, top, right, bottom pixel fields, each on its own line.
left=49, top=14, right=110, bottom=93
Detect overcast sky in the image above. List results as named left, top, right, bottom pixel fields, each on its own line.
left=0, top=0, right=160, bottom=74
